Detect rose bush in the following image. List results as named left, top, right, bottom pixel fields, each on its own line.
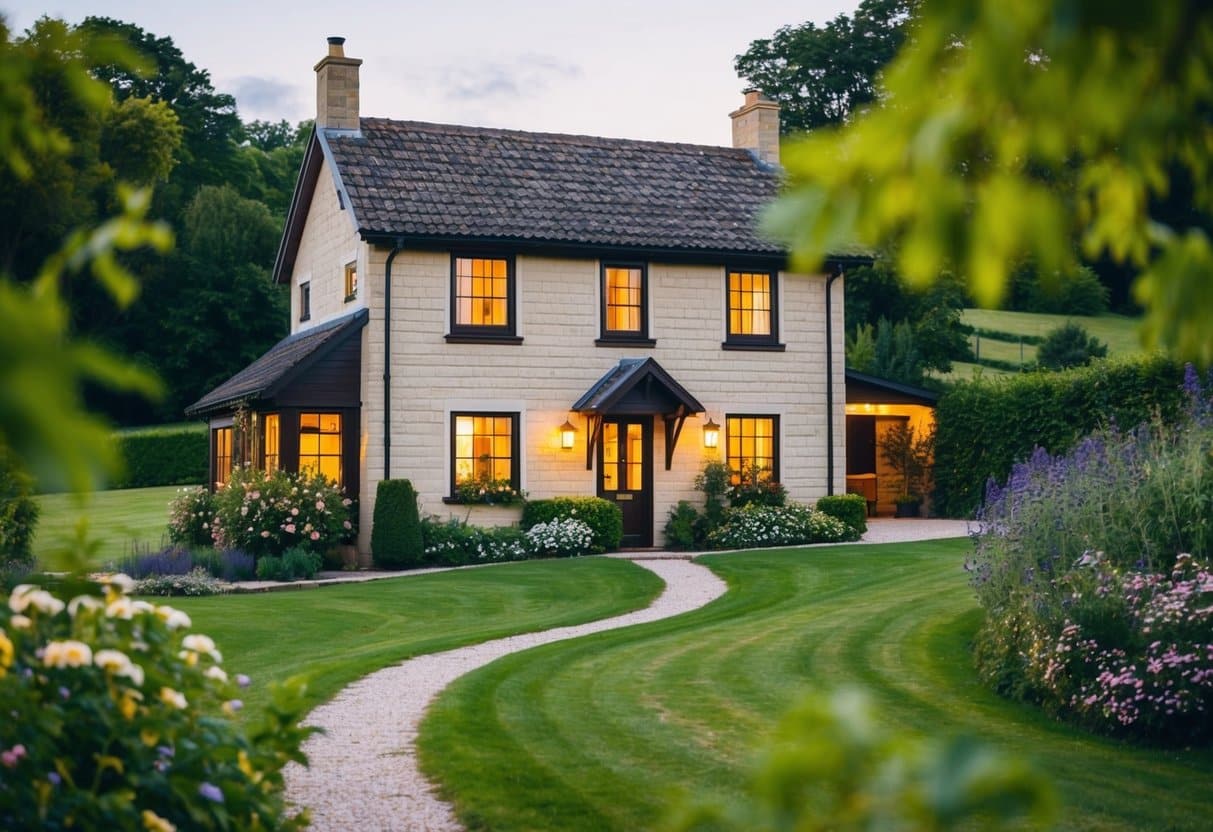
left=207, top=468, right=354, bottom=559
left=0, top=574, right=313, bottom=829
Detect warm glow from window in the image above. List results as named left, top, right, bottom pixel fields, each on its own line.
left=454, top=258, right=509, bottom=328
left=453, top=414, right=513, bottom=485
left=344, top=262, right=358, bottom=300
left=726, top=416, right=777, bottom=483
left=214, top=427, right=233, bottom=487
left=728, top=271, right=772, bottom=337
left=299, top=412, right=342, bottom=486
left=604, top=266, right=643, bottom=333
left=263, top=413, right=280, bottom=473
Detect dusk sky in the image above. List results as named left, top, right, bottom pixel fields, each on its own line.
left=4, top=1, right=860, bottom=145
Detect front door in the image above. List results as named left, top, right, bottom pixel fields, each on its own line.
left=598, top=417, right=653, bottom=547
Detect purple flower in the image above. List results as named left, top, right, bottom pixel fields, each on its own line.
left=198, top=782, right=224, bottom=803
left=235, top=674, right=251, bottom=688
left=58, top=686, right=70, bottom=700
left=48, top=772, right=61, bottom=786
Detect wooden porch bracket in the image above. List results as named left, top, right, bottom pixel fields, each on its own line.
left=663, top=406, right=689, bottom=470
left=584, top=413, right=603, bottom=471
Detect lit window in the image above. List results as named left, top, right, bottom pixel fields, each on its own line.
left=602, top=264, right=647, bottom=338
left=299, top=281, right=311, bottom=322
left=299, top=412, right=342, bottom=486
left=344, top=262, right=357, bottom=301
left=726, top=270, right=777, bottom=343
left=726, top=415, right=779, bottom=484
left=452, top=412, right=518, bottom=493
left=263, top=413, right=280, bottom=473
left=451, top=256, right=513, bottom=334
left=213, top=427, right=233, bottom=487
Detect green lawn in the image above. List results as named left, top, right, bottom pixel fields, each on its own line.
left=170, top=558, right=664, bottom=716
left=961, top=308, right=1143, bottom=355
left=419, top=540, right=1213, bottom=832
left=33, top=485, right=180, bottom=569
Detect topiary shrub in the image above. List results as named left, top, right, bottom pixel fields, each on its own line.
left=371, top=479, right=424, bottom=569
left=1036, top=322, right=1109, bottom=370
left=815, top=494, right=868, bottom=536
left=0, top=576, right=313, bottom=829
left=521, top=497, right=622, bottom=553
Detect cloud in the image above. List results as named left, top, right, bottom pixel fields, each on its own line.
left=228, top=76, right=306, bottom=121
left=427, top=54, right=582, bottom=102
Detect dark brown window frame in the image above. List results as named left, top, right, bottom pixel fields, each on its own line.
left=446, top=254, right=519, bottom=342
left=299, top=281, right=311, bottom=322
left=447, top=411, right=522, bottom=501
left=724, top=413, right=781, bottom=483
left=723, top=268, right=784, bottom=350
left=597, top=261, right=656, bottom=347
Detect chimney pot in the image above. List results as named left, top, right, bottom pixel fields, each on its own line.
left=327, top=36, right=346, bottom=56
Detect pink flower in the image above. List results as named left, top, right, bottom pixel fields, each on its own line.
left=316, top=500, right=325, bottom=511
left=291, top=508, right=299, bottom=516
left=260, top=530, right=270, bottom=538
left=284, top=524, right=296, bottom=534
left=310, top=531, right=320, bottom=541
left=343, top=520, right=352, bottom=530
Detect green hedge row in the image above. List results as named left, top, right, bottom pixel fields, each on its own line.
left=972, top=327, right=1044, bottom=346
left=112, top=426, right=208, bottom=489
left=933, top=355, right=1187, bottom=517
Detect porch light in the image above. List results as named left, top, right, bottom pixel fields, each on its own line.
left=559, top=418, right=578, bottom=450
left=702, top=417, right=720, bottom=449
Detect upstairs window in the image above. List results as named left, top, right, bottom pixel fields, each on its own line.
left=600, top=264, right=650, bottom=342
left=344, top=262, right=358, bottom=302
left=299, top=412, right=342, bottom=486
left=299, top=281, right=311, bottom=322
left=450, top=256, right=515, bottom=337
left=725, top=270, right=779, bottom=347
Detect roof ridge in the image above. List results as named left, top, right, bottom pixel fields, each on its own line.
left=349, top=117, right=756, bottom=157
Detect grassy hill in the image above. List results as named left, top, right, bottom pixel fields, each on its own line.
left=949, top=309, right=1144, bottom=377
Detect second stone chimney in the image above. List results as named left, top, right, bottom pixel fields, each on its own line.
left=730, top=90, right=780, bottom=165
left=315, top=36, right=362, bottom=131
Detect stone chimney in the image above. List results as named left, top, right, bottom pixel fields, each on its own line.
left=315, top=36, right=362, bottom=131
left=730, top=90, right=780, bottom=165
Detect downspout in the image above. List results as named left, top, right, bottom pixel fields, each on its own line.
left=825, top=268, right=843, bottom=496
left=383, top=240, right=405, bottom=480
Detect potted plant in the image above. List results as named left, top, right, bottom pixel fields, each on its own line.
left=879, top=422, right=935, bottom=517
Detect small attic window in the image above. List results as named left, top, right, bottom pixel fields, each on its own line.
left=344, top=262, right=358, bottom=302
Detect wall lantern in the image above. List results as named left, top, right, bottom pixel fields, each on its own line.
left=559, top=418, right=578, bottom=450
left=702, top=417, right=720, bottom=449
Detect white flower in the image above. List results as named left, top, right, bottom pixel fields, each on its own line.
left=10, top=585, right=65, bottom=616
left=106, top=597, right=135, bottom=620
left=9, top=614, right=31, bottom=630
left=103, top=573, right=136, bottom=595
left=156, top=605, right=192, bottom=630
left=205, top=666, right=228, bottom=683
left=67, top=595, right=103, bottom=617
left=44, top=640, right=94, bottom=668
left=159, top=687, right=188, bottom=710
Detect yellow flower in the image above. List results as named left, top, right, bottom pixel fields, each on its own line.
left=0, top=630, right=12, bottom=675
left=237, top=750, right=262, bottom=783
left=43, top=640, right=93, bottom=668
left=118, top=689, right=143, bottom=721
left=159, top=687, right=187, bottom=710
left=140, top=729, right=159, bottom=747
left=142, top=809, right=177, bottom=832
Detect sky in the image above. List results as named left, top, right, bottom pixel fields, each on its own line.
left=4, top=0, right=860, bottom=146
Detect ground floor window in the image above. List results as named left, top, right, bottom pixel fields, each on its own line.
left=725, top=414, right=779, bottom=483
left=451, top=412, right=519, bottom=494
left=213, top=426, right=233, bottom=487
left=263, top=413, right=280, bottom=472
left=299, top=412, right=342, bottom=486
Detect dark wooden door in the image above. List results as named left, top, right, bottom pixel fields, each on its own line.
left=598, top=417, right=653, bottom=547
left=846, top=415, right=877, bottom=474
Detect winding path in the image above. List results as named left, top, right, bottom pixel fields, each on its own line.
left=284, top=558, right=728, bottom=831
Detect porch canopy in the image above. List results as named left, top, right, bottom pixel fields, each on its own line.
left=571, top=357, right=705, bottom=470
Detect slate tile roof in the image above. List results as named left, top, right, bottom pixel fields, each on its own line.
left=324, top=118, right=785, bottom=255
left=572, top=357, right=705, bottom=414
left=185, top=309, right=368, bottom=416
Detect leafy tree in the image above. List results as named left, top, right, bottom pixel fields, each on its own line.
left=1036, top=323, right=1108, bottom=371
left=868, top=318, right=924, bottom=386
left=734, top=0, right=914, bottom=132
left=766, top=0, right=1213, bottom=363
left=1009, top=263, right=1110, bottom=317
left=0, top=14, right=169, bottom=495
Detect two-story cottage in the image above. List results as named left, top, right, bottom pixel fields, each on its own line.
left=186, top=38, right=857, bottom=554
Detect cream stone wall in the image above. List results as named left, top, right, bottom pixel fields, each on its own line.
left=352, top=247, right=847, bottom=551
left=288, top=158, right=365, bottom=331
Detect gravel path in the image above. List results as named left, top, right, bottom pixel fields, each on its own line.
left=284, top=558, right=727, bottom=831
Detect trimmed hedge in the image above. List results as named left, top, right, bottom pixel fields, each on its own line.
left=0, top=453, right=38, bottom=567
left=521, top=497, right=622, bottom=553
left=371, top=479, right=424, bottom=568
left=815, top=494, right=867, bottom=536
left=112, top=425, right=208, bottom=489
left=933, top=355, right=1187, bottom=517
